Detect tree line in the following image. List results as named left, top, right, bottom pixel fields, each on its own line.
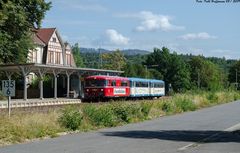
left=72, top=44, right=240, bottom=93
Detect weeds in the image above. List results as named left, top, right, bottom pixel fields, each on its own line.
left=162, top=101, right=174, bottom=114
left=174, top=97, right=197, bottom=112
left=0, top=90, right=239, bottom=146
left=112, top=104, right=131, bottom=123
left=83, top=104, right=116, bottom=127
left=140, top=102, right=153, bottom=118
left=58, top=106, right=83, bottom=131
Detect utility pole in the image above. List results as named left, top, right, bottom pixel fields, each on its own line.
left=236, top=69, right=238, bottom=89
left=98, top=47, right=102, bottom=69
left=144, top=65, right=148, bottom=78
left=197, top=69, right=200, bottom=89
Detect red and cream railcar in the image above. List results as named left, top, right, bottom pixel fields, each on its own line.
left=84, top=75, right=130, bottom=101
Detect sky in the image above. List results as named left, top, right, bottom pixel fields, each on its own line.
left=43, top=0, right=240, bottom=59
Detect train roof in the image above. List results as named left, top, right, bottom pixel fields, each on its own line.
left=85, top=75, right=128, bottom=80
left=128, top=77, right=164, bottom=83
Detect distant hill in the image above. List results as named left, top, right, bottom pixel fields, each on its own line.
left=121, top=49, right=150, bottom=55
left=80, top=47, right=150, bottom=56
left=80, top=48, right=110, bottom=53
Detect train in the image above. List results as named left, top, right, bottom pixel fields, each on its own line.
left=83, top=75, right=165, bottom=102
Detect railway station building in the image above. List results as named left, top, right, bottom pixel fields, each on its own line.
left=0, top=28, right=123, bottom=101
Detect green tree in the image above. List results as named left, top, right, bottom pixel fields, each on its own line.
left=148, top=69, right=163, bottom=80
left=188, top=56, right=205, bottom=89
left=102, top=50, right=126, bottom=70
left=123, top=63, right=150, bottom=78
left=228, top=60, right=240, bottom=86
left=72, top=43, right=84, bottom=67
left=0, top=0, right=51, bottom=63
left=145, top=47, right=191, bottom=92
left=189, top=56, right=225, bottom=90
left=123, top=63, right=137, bottom=77
left=81, top=52, right=100, bottom=68
left=168, top=52, right=191, bottom=91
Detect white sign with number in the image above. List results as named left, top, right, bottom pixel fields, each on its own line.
left=2, top=80, right=15, bottom=97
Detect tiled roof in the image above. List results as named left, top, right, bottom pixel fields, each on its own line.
left=33, top=34, right=45, bottom=46
left=36, top=28, right=56, bottom=44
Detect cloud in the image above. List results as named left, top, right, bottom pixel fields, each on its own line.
left=105, top=29, right=130, bottom=45
left=116, top=11, right=185, bottom=32
left=180, top=32, right=217, bottom=40
left=136, top=11, right=185, bottom=32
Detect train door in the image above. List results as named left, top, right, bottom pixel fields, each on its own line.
left=148, top=82, right=151, bottom=96
left=133, top=81, right=136, bottom=96
left=150, top=82, right=153, bottom=96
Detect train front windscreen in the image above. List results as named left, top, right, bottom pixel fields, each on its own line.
left=85, top=79, right=106, bottom=87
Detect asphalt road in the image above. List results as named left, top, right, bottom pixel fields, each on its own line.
left=1, top=101, right=240, bottom=153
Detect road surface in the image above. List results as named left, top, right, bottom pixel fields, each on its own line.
left=1, top=100, right=240, bottom=153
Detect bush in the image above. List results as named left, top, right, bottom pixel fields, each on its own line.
left=162, top=101, right=174, bottom=114
left=140, top=102, right=152, bottom=118
left=82, top=104, right=96, bottom=119
left=233, top=92, right=240, bottom=101
left=58, top=106, right=83, bottom=131
left=83, top=105, right=117, bottom=127
left=112, top=104, right=131, bottom=123
left=175, top=97, right=197, bottom=112
left=207, top=92, right=219, bottom=103
left=127, top=104, right=142, bottom=121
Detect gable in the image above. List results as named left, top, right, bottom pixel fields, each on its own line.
left=36, top=28, right=56, bottom=44
left=48, top=31, right=62, bottom=48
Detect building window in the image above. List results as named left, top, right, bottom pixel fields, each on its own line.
left=66, top=54, right=71, bottom=65
left=32, top=50, right=37, bottom=63
left=29, top=50, right=37, bottom=63
left=52, top=37, right=56, bottom=42
left=29, top=51, right=33, bottom=62
left=48, top=51, right=54, bottom=63
left=55, top=52, right=61, bottom=64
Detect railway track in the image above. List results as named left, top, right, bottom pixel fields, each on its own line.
left=0, top=96, right=170, bottom=114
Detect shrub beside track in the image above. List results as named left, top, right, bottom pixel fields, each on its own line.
left=0, top=90, right=240, bottom=146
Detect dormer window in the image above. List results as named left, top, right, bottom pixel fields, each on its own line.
left=52, top=37, right=56, bottom=42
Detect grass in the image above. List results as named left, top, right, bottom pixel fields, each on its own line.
left=0, top=90, right=240, bottom=146
left=0, top=111, right=63, bottom=146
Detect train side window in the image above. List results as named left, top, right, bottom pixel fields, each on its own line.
left=160, top=83, right=164, bottom=88
left=154, top=83, right=164, bottom=88
left=143, top=82, right=148, bottom=87
left=154, top=83, right=159, bottom=88
left=136, top=82, right=141, bottom=87
left=111, top=80, right=116, bottom=86
left=121, top=81, right=128, bottom=87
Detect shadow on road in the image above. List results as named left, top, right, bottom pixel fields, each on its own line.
left=102, top=130, right=240, bottom=143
